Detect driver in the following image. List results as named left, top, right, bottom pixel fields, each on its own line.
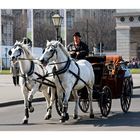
left=67, top=32, right=89, bottom=98
left=67, top=32, right=89, bottom=60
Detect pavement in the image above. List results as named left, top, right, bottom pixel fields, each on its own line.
left=0, top=74, right=45, bottom=107
left=0, top=74, right=140, bottom=107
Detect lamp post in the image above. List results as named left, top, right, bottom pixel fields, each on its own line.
left=52, top=13, right=63, bottom=40
left=5, top=47, right=8, bottom=69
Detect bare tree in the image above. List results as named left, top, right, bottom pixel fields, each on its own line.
left=67, top=9, right=116, bottom=51
left=33, top=9, right=58, bottom=48
left=34, top=21, right=56, bottom=48
left=13, top=10, right=27, bottom=43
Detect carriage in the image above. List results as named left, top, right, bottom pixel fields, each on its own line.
left=77, top=55, right=133, bottom=117
left=55, top=54, right=133, bottom=117
left=9, top=41, right=133, bottom=123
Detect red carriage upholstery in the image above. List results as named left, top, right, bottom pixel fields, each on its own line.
left=106, top=55, right=122, bottom=66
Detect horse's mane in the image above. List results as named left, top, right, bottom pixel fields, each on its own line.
left=58, top=42, right=70, bottom=58
left=14, top=41, right=34, bottom=60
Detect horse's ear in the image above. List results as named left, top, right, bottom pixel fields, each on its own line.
left=15, top=40, right=18, bottom=43
left=46, top=40, right=50, bottom=46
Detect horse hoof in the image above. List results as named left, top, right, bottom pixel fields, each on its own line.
left=29, top=107, right=34, bottom=113
left=59, top=117, right=65, bottom=123
left=73, top=114, right=78, bottom=119
left=22, top=119, right=28, bottom=124
left=65, top=113, right=69, bottom=121
left=44, top=114, right=52, bottom=120
left=90, top=114, right=94, bottom=118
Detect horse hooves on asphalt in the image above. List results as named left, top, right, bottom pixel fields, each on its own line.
left=22, top=119, right=28, bottom=125
left=73, top=114, right=78, bottom=119
left=44, top=114, right=52, bottom=120
left=59, top=117, right=66, bottom=123
left=65, top=113, right=69, bottom=120
left=89, top=114, right=94, bottom=118
left=60, top=113, right=69, bottom=123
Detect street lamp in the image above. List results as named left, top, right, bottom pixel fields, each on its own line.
left=5, top=47, right=8, bottom=69
left=52, top=13, right=63, bottom=40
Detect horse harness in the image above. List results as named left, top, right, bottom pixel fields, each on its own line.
left=20, top=61, right=35, bottom=91
left=20, top=60, right=55, bottom=91
left=49, top=57, right=89, bottom=93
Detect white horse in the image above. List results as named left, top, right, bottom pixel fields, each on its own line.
left=8, top=41, right=55, bottom=124
left=39, top=40, right=95, bottom=122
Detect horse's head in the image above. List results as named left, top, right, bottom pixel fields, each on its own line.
left=39, top=40, right=60, bottom=66
left=8, top=41, right=24, bottom=64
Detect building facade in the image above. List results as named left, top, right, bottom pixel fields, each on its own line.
left=115, top=9, right=140, bottom=60
left=66, top=9, right=116, bottom=51
left=1, top=9, right=13, bottom=46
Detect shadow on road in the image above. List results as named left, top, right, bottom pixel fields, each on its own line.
left=132, top=94, right=140, bottom=98
left=67, top=111, right=140, bottom=127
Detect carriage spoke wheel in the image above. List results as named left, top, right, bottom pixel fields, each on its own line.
left=79, top=98, right=89, bottom=113
left=99, top=86, right=112, bottom=117
left=120, top=78, right=132, bottom=113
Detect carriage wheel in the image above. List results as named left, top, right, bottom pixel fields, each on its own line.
left=79, top=98, right=89, bottom=113
left=99, top=86, right=112, bottom=117
left=120, top=78, right=132, bottom=113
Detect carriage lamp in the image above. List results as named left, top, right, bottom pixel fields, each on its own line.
left=52, top=13, right=63, bottom=40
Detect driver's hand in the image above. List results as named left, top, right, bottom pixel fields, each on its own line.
left=70, top=51, right=76, bottom=54
left=76, top=52, right=80, bottom=55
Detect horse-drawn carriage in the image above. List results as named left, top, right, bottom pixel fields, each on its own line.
left=9, top=40, right=133, bottom=124
left=78, top=55, right=133, bottom=117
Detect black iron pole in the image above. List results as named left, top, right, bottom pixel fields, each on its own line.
left=56, top=27, right=59, bottom=40
left=86, top=19, right=89, bottom=46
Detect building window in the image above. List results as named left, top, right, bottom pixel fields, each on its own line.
left=120, top=17, right=125, bottom=22
left=67, top=12, right=73, bottom=29
left=129, top=16, right=134, bottom=22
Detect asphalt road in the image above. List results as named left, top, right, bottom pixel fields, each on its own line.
left=0, top=88, right=140, bottom=131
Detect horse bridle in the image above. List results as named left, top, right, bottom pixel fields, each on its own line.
left=43, top=45, right=58, bottom=64
left=9, top=44, right=24, bottom=61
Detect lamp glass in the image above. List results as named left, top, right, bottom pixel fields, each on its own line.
left=52, top=14, right=63, bottom=27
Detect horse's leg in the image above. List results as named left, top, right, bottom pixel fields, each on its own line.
left=72, top=90, right=79, bottom=119
left=56, top=88, right=65, bottom=122
left=27, top=84, right=39, bottom=113
left=43, top=87, right=53, bottom=120
left=21, top=87, right=29, bottom=124
left=87, top=86, right=94, bottom=118
left=60, top=88, right=71, bottom=123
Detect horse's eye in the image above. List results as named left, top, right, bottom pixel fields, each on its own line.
left=18, top=48, right=23, bottom=53
left=50, top=49, right=54, bottom=52
left=8, top=50, right=12, bottom=56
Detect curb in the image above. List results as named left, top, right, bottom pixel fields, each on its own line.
left=0, top=97, right=45, bottom=107
left=133, top=86, right=140, bottom=89
left=0, top=86, right=140, bottom=107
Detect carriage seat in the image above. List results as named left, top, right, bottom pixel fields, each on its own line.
left=105, top=55, right=122, bottom=75
left=106, top=55, right=122, bottom=65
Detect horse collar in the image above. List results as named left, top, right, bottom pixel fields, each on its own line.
left=53, top=57, right=71, bottom=75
